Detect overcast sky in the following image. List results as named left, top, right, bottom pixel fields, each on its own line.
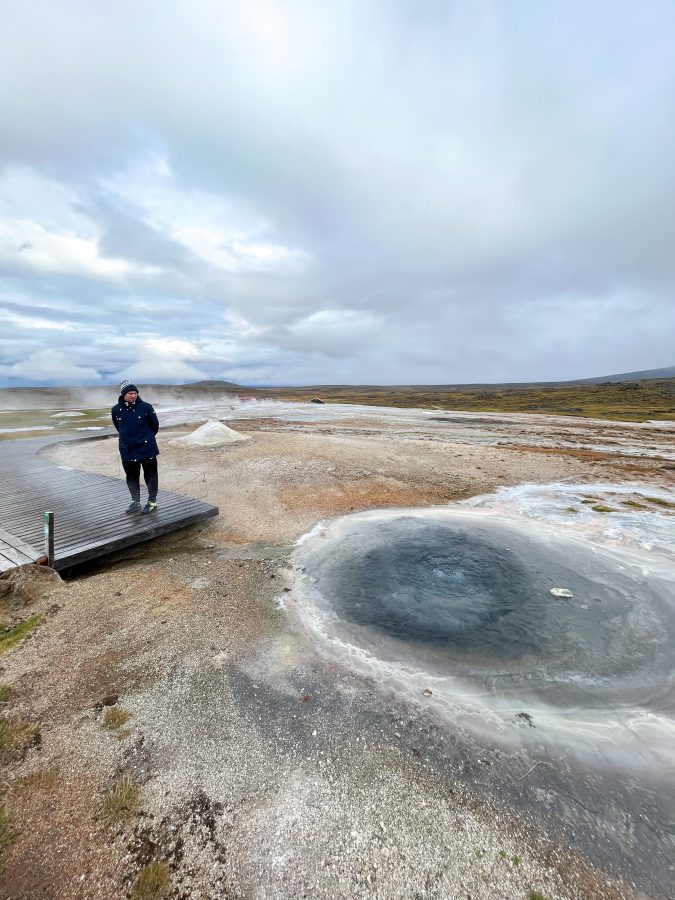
left=1, top=1, right=674, bottom=387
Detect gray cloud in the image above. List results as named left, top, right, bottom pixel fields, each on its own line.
left=94, top=204, right=199, bottom=271
left=1, top=1, right=674, bottom=386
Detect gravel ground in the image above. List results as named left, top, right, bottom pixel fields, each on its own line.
left=0, top=416, right=667, bottom=899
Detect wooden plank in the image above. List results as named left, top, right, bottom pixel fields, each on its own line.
left=52, top=507, right=219, bottom=570
left=0, top=477, right=204, bottom=504
left=0, top=475, right=113, bottom=492
left=6, top=503, right=215, bottom=545
left=7, top=513, right=213, bottom=554
left=51, top=508, right=212, bottom=542
left=3, top=493, right=211, bottom=533
left=0, top=543, right=35, bottom=567
left=3, top=484, right=207, bottom=514
left=0, top=526, right=40, bottom=561
left=53, top=505, right=219, bottom=555
left=50, top=508, right=217, bottom=551
left=0, top=553, right=21, bottom=574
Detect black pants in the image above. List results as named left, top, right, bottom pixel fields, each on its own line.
left=122, top=457, right=158, bottom=502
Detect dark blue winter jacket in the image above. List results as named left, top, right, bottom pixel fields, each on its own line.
left=111, top=393, right=160, bottom=462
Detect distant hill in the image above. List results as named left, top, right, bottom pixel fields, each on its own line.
left=179, top=380, right=245, bottom=390
left=568, top=365, right=675, bottom=384
left=247, top=365, right=675, bottom=391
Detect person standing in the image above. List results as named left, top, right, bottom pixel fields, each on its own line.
left=111, top=381, right=160, bottom=514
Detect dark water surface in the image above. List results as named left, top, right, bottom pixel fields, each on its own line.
left=304, top=515, right=675, bottom=709
left=293, top=500, right=675, bottom=896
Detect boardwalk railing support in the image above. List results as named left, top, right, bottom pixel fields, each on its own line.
left=44, top=511, right=55, bottom=568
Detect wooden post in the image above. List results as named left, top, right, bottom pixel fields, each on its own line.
left=44, top=511, right=55, bottom=568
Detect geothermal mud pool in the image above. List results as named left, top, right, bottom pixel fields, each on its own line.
left=291, top=481, right=675, bottom=879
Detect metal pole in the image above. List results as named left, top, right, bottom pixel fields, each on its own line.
left=44, top=511, right=54, bottom=568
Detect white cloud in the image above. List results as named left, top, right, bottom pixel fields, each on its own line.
left=0, top=166, right=89, bottom=231
left=144, top=337, right=200, bottom=358
left=121, top=358, right=207, bottom=381
left=102, top=153, right=310, bottom=274
left=7, top=349, right=103, bottom=384
left=232, top=239, right=308, bottom=272
left=117, top=336, right=207, bottom=382
left=0, top=166, right=167, bottom=282
left=0, top=309, right=77, bottom=331
left=283, top=309, right=382, bottom=357
left=0, top=219, right=135, bottom=280
left=0, top=167, right=135, bottom=280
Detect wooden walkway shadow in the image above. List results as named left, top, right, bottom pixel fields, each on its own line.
left=0, top=434, right=218, bottom=572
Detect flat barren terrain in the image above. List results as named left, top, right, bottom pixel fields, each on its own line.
left=1, top=405, right=673, bottom=899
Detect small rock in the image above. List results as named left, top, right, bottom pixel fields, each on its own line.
left=422, top=688, right=433, bottom=697
left=94, top=694, right=119, bottom=712
left=516, top=711, right=535, bottom=727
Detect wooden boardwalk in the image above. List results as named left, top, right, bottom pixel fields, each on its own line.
left=0, top=434, right=218, bottom=572
left=0, top=525, right=42, bottom=572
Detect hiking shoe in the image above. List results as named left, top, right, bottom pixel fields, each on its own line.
left=125, top=500, right=142, bottom=514
left=141, top=501, right=158, bottom=515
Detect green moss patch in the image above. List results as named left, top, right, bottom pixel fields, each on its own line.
left=0, top=715, right=40, bottom=762
left=621, top=499, right=650, bottom=510
left=102, top=706, right=130, bottom=730
left=0, top=614, right=43, bottom=657
left=102, top=775, right=140, bottom=827
left=130, top=861, right=172, bottom=900
left=645, top=496, right=675, bottom=509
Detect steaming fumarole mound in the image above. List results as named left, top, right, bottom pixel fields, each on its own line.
left=173, top=419, right=248, bottom=447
